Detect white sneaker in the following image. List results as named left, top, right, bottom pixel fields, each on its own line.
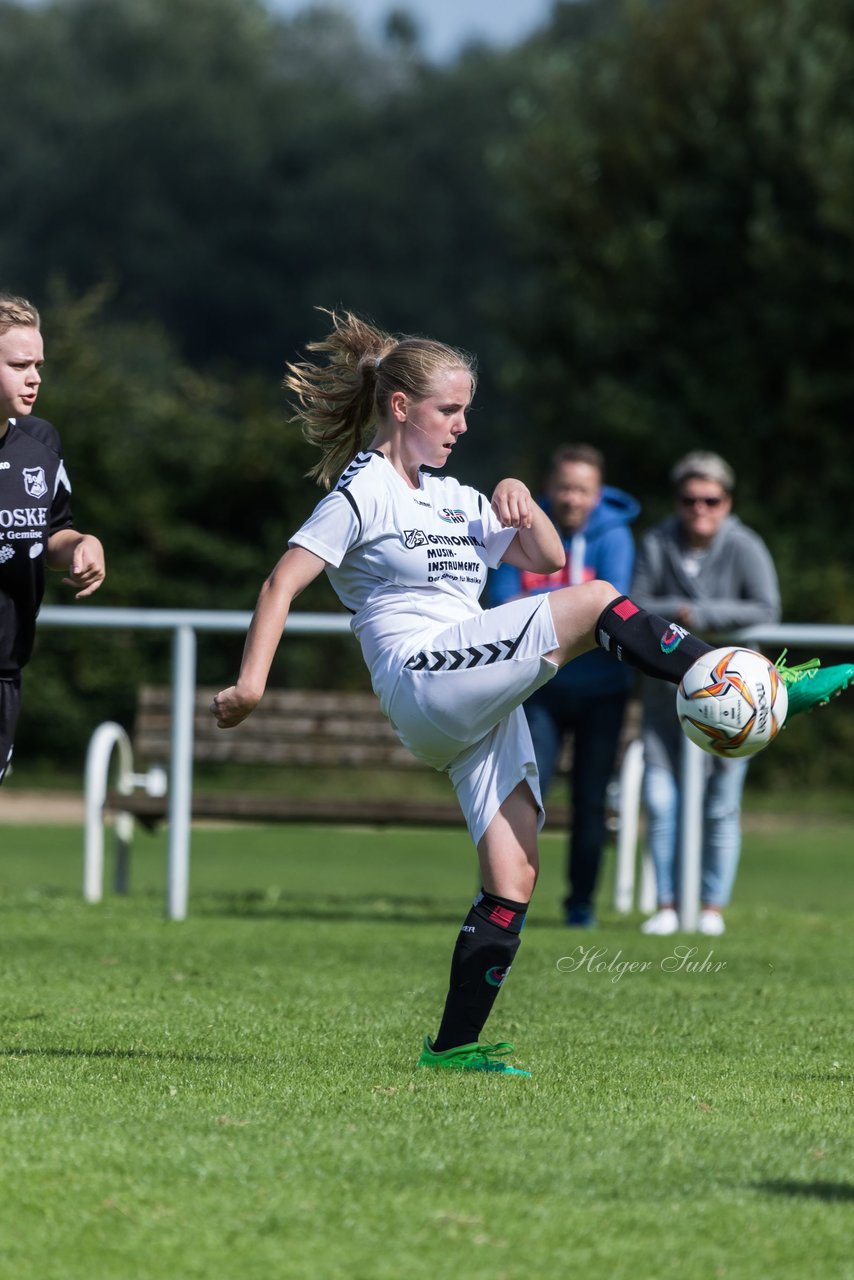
left=641, top=907, right=679, bottom=935
left=698, top=909, right=725, bottom=936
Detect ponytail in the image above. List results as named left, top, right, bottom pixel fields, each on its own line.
left=284, top=309, right=476, bottom=488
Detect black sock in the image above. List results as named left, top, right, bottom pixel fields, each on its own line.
left=595, top=595, right=713, bottom=685
left=432, top=891, right=528, bottom=1053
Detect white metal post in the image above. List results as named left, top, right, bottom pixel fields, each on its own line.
left=167, top=624, right=197, bottom=921
left=83, top=722, right=134, bottom=903
left=678, top=736, right=706, bottom=931
left=639, top=850, right=657, bottom=916
left=613, top=738, right=645, bottom=913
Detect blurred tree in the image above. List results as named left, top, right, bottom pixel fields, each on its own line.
left=1, top=0, right=851, bottom=783
left=495, top=0, right=854, bottom=628
left=0, top=0, right=417, bottom=367
left=0, top=0, right=521, bottom=402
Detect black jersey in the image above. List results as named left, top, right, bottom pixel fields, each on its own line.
left=0, top=415, right=74, bottom=675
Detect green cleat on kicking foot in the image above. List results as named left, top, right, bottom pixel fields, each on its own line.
left=417, top=1035, right=531, bottom=1077
left=776, top=652, right=854, bottom=719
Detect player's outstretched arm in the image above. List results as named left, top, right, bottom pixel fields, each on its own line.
left=491, top=478, right=565, bottom=576
left=212, top=545, right=327, bottom=729
left=47, top=530, right=106, bottom=598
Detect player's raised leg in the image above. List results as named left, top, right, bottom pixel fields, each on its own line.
left=545, top=582, right=714, bottom=684
left=550, top=584, right=853, bottom=719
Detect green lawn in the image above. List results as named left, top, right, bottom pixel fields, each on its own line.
left=0, top=818, right=852, bottom=1279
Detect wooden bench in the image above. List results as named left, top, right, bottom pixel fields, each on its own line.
left=99, top=687, right=653, bottom=845
left=96, top=687, right=647, bottom=832
left=103, top=686, right=473, bottom=828
left=87, top=685, right=644, bottom=911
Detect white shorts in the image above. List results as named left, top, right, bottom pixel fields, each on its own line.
left=386, top=595, right=559, bottom=846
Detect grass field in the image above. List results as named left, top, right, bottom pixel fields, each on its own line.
left=0, top=815, right=852, bottom=1279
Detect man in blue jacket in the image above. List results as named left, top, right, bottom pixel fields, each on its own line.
left=490, top=444, right=639, bottom=926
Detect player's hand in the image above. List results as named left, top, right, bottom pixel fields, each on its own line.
left=210, top=685, right=261, bottom=729
left=63, top=535, right=106, bottom=598
left=491, top=478, right=534, bottom=529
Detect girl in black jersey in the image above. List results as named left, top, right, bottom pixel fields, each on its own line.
left=0, top=295, right=105, bottom=782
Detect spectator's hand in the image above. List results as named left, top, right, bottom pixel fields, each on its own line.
left=491, top=478, right=534, bottom=529
left=63, top=535, right=105, bottom=598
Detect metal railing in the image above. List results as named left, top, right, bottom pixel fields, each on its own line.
left=40, top=606, right=350, bottom=919
left=38, top=607, right=853, bottom=922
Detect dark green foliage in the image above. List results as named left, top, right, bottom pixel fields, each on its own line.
left=0, top=0, right=850, bottom=779
left=495, top=0, right=854, bottom=594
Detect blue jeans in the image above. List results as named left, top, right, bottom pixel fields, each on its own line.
left=642, top=756, right=749, bottom=909
left=525, top=685, right=629, bottom=913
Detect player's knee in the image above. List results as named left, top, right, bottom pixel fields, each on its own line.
left=519, top=860, right=539, bottom=900
left=553, top=578, right=620, bottom=643
left=588, top=579, right=620, bottom=616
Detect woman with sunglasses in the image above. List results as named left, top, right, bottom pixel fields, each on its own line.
left=632, top=451, right=780, bottom=936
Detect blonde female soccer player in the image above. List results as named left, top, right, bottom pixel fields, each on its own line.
left=212, top=311, right=851, bottom=1077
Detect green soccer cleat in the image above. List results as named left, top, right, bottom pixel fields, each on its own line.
left=776, top=652, right=854, bottom=719
left=417, top=1035, right=531, bottom=1077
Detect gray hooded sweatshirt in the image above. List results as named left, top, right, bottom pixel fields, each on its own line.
left=631, top=514, right=781, bottom=770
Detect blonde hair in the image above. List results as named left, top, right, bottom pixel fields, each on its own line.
left=0, top=294, right=40, bottom=337
left=284, top=309, right=477, bottom=488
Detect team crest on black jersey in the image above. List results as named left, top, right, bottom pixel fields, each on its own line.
left=403, top=529, right=428, bottom=549
left=23, top=466, right=48, bottom=499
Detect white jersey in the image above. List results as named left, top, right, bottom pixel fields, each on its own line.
left=290, top=449, right=562, bottom=846
left=289, top=451, right=516, bottom=704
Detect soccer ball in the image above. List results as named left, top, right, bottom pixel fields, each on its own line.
left=676, top=647, right=788, bottom=758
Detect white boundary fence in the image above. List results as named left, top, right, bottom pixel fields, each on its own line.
left=40, top=606, right=349, bottom=920
left=38, top=607, right=854, bottom=922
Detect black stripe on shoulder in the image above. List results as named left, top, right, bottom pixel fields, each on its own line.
left=338, top=486, right=362, bottom=541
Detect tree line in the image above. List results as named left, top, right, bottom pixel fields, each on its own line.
left=1, top=0, right=851, bottom=783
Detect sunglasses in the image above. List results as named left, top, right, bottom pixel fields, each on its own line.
left=679, top=495, right=724, bottom=509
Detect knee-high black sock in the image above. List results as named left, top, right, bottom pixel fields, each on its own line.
left=595, top=595, right=713, bottom=685
left=432, top=890, right=528, bottom=1053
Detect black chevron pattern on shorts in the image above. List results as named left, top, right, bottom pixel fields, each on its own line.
left=404, top=637, right=522, bottom=672
left=403, top=602, right=542, bottom=674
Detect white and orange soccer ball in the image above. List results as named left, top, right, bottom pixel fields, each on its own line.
left=676, top=646, right=788, bottom=759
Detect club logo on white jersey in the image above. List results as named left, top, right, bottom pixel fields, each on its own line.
left=438, top=507, right=466, bottom=524
left=403, top=529, right=428, bottom=549
left=23, top=466, right=48, bottom=499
